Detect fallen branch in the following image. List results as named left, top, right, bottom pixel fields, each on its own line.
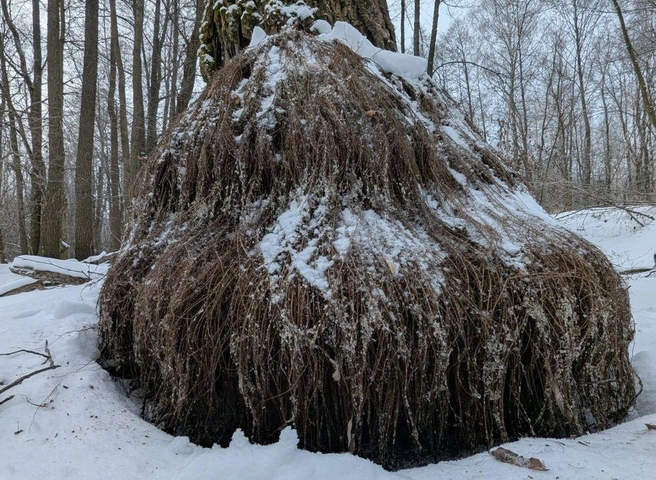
left=0, top=342, right=60, bottom=403
left=0, top=364, right=60, bottom=397
left=9, top=266, right=89, bottom=286
left=0, top=349, right=51, bottom=362
left=618, top=267, right=654, bottom=276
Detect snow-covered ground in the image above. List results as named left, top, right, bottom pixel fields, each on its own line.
left=2, top=207, right=656, bottom=479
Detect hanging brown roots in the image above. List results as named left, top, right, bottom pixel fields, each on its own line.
left=99, top=31, right=636, bottom=469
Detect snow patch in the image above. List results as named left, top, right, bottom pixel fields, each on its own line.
left=249, top=26, right=267, bottom=48
left=0, top=277, right=37, bottom=296
left=258, top=196, right=333, bottom=296
left=316, top=21, right=427, bottom=80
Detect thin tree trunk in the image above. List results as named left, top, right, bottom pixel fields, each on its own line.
left=128, top=0, right=146, bottom=198
left=108, top=0, right=130, bottom=196
left=413, top=0, right=420, bottom=56
left=74, top=0, right=99, bottom=260
left=601, top=78, right=612, bottom=193
left=94, top=165, right=104, bottom=250
left=108, top=0, right=122, bottom=250
left=175, top=0, right=203, bottom=117
left=572, top=1, right=591, bottom=186
left=427, top=0, right=441, bottom=75
left=41, top=0, right=66, bottom=258
left=0, top=96, right=5, bottom=262
left=30, top=0, right=44, bottom=255
left=146, top=0, right=165, bottom=153
left=166, top=0, right=178, bottom=124
left=400, top=0, right=406, bottom=53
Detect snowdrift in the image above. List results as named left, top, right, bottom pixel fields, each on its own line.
left=99, top=27, right=636, bottom=468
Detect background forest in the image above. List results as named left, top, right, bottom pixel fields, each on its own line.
left=0, top=0, right=654, bottom=261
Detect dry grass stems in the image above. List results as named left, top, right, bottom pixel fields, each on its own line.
left=99, top=31, right=636, bottom=469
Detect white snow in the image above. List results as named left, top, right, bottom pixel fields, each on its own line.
left=257, top=196, right=333, bottom=296
left=310, top=19, right=331, bottom=35
left=557, top=205, right=656, bottom=271
left=0, top=268, right=37, bottom=296
left=249, top=26, right=267, bottom=48
left=3, top=208, right=656, bottom=478
left=316, top=21, right=428, bottom=80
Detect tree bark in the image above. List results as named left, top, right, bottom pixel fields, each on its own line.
left=41, top=0, right=67, bottom=258
left=413, top=0, right=420, bottom=56
left=30, top=0, right=45, bottom=255
left=146, top=0, right=166, bottom=153
left=199, top=0, right=396, bottom=79
left=107, top=0, right=130, bottom=203
left=0, top=96, right=4, bottom=262
left=400, top=0, right=406, bottom=53
left=108, top=0, right=122, bottom=250
left=127, top=0, right=146, bottom=198
left=427, top=0, right=441, bottom=75
left=74, top=0, right=99, bottom=260
left=175, top=0, right=204, bottom=117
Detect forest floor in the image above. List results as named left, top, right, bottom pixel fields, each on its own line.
left=2, top=206, right=656, bottom=479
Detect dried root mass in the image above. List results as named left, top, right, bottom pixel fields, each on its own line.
left=99, top=31, right=636, bottom=469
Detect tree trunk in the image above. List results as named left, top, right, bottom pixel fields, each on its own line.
left=146, top=0, right=166, bottom=153
left=199, top=0, right=396, bottom=79
left=0, top=95, right=4, bottom=262
left=41, top=0, right=66, bottom=258
left=108, top=0, right=122, bottom=250
left=74, top=0, right=99, bottom=260
left=601, top=77, right=612, bottom=194
left=94, top=165, right=104, bottom=251
left=413, top=0, right=420, bottom=56
left=427, top=0, right=441, bottom=75
left=175, top=0, right=204, bottom=117
left=108, top=0, right=130, bottom=205
left=30, top=0, right=45, bottom=255
left=400, top=0, right=406, bottom=53
left=572, top=1, right=591, bottom=187
left=127, top=0, right=146, bottom=198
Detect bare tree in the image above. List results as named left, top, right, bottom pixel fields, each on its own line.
left=74, top=0, right=99, bottom=260
left=427, top=0, right=442, bottom=74
left=612, top=0, right=656, bottom=132
left=127, top=0, right=146, bottom=198
left=1, top=0, right=46, bottom=254
left=0, top=34, right=28, bottom=254
left=107, top=0, right=122, bottom=250
left=413, top=0, right=420, bottom=56
left=174, top=0, right=203, bottom=117
left=41, top=0, right=66, bottom=258
left=146, top=0, right=167, bottom=152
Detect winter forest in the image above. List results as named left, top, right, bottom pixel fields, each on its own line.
left=0, top=0, right=654, bottom=261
